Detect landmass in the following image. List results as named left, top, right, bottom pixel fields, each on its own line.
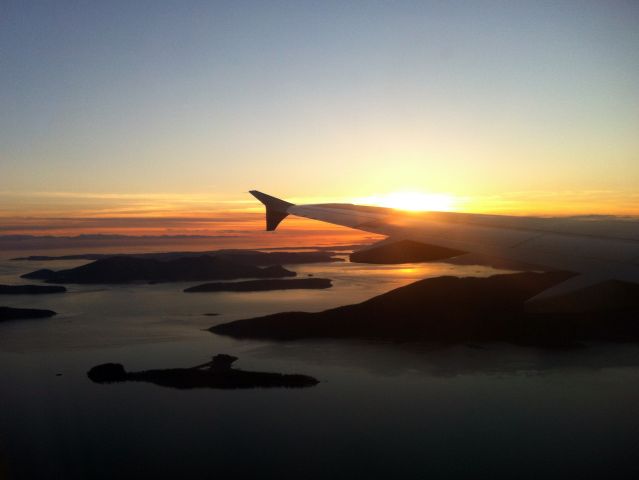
left=87, top=354, right=319, bottom=389
left=350, top=239, right=464, bottom=264
left=184, top=278, right=332, bottom=292
left=20, top=269, right=57, bottom=280
left=349, top=239, right=529, bottom=270
left=0, top=284, right=66, bottom=294
left=0, top=306, right=57, bottom=321
left=22, top=255, right=296, bottom=284
left=210, top=272, right=639, bottom=346
left=13, top=248, right=341, bottom=264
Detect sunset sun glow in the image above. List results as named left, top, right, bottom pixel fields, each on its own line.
left=356, top=192, right=457, bottom=212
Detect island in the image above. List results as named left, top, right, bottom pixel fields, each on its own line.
left=184, top=278, right=332, bottom=292
left=13, top=248, right=341, bottom=264
left=0, top=306, right=57, bottom=321
left=22, top=255, right=296, bottom=284
left=87, top=354, right=319, bottom=389
left=350, top=239, right=464, bottom=264
left=0, top=284, right=66, bottom=294
left=210, top=272, right=639, bottom=346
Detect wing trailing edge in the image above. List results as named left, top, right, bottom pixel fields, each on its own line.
left=525, top=274, right=605, bottom=304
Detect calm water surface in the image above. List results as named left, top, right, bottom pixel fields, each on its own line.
left=1, top=256, right=638, bottom=479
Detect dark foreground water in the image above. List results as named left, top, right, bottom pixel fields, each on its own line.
left=1, top=257, right=638, bottom=479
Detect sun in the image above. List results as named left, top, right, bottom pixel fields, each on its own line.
left=355, top=192, right=456, bottom=212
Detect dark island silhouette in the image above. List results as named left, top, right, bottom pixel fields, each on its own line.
left=13, top=248, right=340, bottom=264
left=0, top=306, right=57, bottom=321
left=22, top=255, right=296, bottom=284
left=350, top=239, right=464, bottom=264
left=184, top=278, right=332, bottom=292
left=87, top=354, right=319, bottom=389
left=0, top=284, right=66, bottom=294
left=211, top=272, right=639, bottom=346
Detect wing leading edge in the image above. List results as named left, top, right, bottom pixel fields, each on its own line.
left=249, top=190, right=639, bottom=302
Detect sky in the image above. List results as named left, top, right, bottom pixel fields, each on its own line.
left=1, top=1, right=638, bottom=240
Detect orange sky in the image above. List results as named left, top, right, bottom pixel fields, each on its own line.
left=1, top=189, right=638, bottom=247
left=2, top=3, right=638, bottom=242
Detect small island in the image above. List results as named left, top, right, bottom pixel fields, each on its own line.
left=184, top=278, right=332, bottom=292
left=350, top=239, right=464, bottom=264
left=0, top=284, right=66, bottom=294
left=0, top=306, right=57, bottom=321
left=87, top=354, right=319, bottom=389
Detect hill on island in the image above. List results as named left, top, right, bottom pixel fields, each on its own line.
left=211, top=272, right=639, bottom=346
left=22, top=255, right=296, bottom=284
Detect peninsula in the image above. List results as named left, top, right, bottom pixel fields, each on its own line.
left=0, top=306, right=57, bottom=321
left=0, top=284, right=66, bottom=294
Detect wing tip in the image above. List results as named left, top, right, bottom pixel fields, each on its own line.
left=249, top=190, right=293, bottom=231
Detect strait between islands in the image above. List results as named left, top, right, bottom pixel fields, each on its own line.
left=10, top=245, right=639, bottom=346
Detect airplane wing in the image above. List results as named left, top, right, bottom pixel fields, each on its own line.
left=249, top=190, right=639, bottom=302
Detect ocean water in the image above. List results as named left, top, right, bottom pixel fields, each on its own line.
left=1, top=256, right=638, bottom=479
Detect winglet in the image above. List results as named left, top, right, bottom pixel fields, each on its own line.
left=249, top=191, right=294, bottom=231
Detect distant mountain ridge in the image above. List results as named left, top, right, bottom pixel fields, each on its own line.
left=0, top=233, right=371, bottom=253
left=13, top=249, right=341, bottom=264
